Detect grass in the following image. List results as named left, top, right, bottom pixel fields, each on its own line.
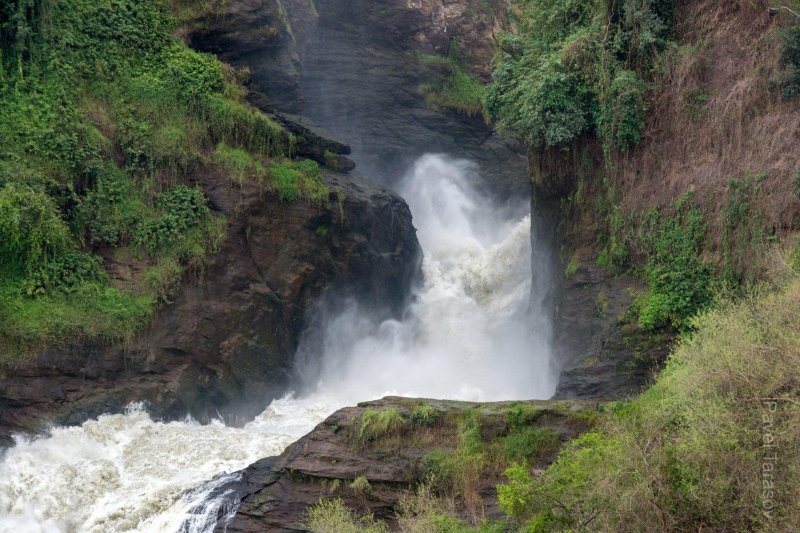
left=349, top=476, right=373, bottom=496
left=213, top=143, right=267, bottom=186
left=356, top=408, right=408, bottom=447
left=269, top=158, right=329, bottom=205
left=418, top=53, right=486, bottom=117
left=502, top=427, right=560, bottom=464
left=0, top=280, right=154, bottom=367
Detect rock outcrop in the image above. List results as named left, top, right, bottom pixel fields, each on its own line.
left=190, top=0, right=530, bottom=197
left=0, top=167, right=420, bottom=443
left=208, top=397, right=597, bottom=532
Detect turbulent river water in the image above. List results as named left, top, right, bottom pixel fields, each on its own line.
left=0, top=154, right=557, bottom=532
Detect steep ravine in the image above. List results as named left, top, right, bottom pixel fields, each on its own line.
left=0, top=0, right=651, bottom=530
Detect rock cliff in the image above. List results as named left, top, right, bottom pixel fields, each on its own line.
left=209, top=397, right=597, bottom=532
left=0, top=163, right=420, bottom=443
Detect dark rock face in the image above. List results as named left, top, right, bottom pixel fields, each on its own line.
left=211, top=397, right=595, bottom=532
left=552, top=268, right=672, bottom=400
left=191, top=0, right=530, bottom=196
left=0, top=170, right=420, bottom=442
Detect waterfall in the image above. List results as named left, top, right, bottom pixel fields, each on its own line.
left=0, top=154, right=557, bottom=532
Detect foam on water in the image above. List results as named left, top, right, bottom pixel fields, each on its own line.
left=0, top=154, right=557, bottom=532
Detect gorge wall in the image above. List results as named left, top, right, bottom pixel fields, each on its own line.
left=0, top=146, right=420, bottom=442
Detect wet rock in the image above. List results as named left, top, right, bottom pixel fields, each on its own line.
left=191, top=0, right=530, bottom=197
left=0, top=169, right=421, bottom=442
left=213, top=397, right=597, bottom=532
left=271, top=112, right=356, bottom=172
left=553, top=267, right=673, bottom=400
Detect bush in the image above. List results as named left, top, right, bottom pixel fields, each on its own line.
left=24, top=252, right=107, bottom=297
left=505, top=403, right=543, bottom=429
left=598, top=70, right=648, bottom=152
left=419, top=53, right=486, bottom=117
left=773, top=25, right=800, bottom=99
left=305, top=498, right=388, bottom=533
left=79, top=164, right=146, bottom=246
left=0, top=183, right=71, bottom=274
left=411, top=404, right=439, bottom=426
left=350, top=475, right=373, bottom=495
left=163, top=42, right=223, bottom=109
left=487, top=0, right=672, bottom=152
left=204, top=95, right=282, bottom=156
left=488, top=55, right=592, bottom=148
left=134, top=186, right=209, bottom=253
left=502, top=427, right=561, bottom=463
left=638, top=195, right=712, bottom=330
left=498, top=277, right=800, bottom=531
left=214, top=143, right=266, bottom=185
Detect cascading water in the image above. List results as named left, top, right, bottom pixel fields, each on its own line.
left=0, top=154, right=557, bottom=532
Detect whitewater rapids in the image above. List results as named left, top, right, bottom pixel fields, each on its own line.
left=0, top=154, right=557, bottom=532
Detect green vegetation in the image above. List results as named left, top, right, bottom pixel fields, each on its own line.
left=269, top=159, right=329, bottom=205
left=563, top=255, right=579, bottom=279
left=411, top=404, right=439, bottom=426
left=349, top=476, right=373, bottom=496
left=722, top=174, right=768, bottom=286
left=637, top=193, right=712, bottom=330
left=420, top=408, right=487, bottom=515
left=214, top=143, right=266, bottom=186
left=794, top=169, right=800, bottom=198
left=773, top=23, right=800, bottom=98
left=356, top=408, right=408, bottom=447
left=419, top=51, right=486, bottom=117
left=502, top=427, right=560, bottom=463
left=486, top=0, right=674, bottom=153
left=496, top=274, right=800, bottom=532
left=305, top=498, right=388, bottom=533
left=0, top=0, right=290, bottom=364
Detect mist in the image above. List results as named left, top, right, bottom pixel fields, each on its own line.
left=0, top=154, right=557, bottom=532
left=294, top=154, right=557, bottom=403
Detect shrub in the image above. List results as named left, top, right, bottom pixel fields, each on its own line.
left=203, top=95, right=281, bottom=156
left=0, top=183, right=71, bottom=274
left=773, top=25, right=800, bottom=99
left=421, top=450, right=460, bottom=484
left=638, top=195, right=712, bottom=330
left=498, top=277, right=800, bottom=531
left=134, top=186, right=210, bottom=253
left=597, top=70, right=648, bottom=153
left=502, top=427, right=561, bottom=463
left=487, top=0, right=672, bottom=152
left=497, top=463, right=536, bottom=521
left=411, top=404, right=439, bottom=426
left=395, top=482, right=498, bottom=533
left=79, top=164, right=147, bottom=246
left=163, top=43, right=223, bottom=109
left=350, top=475, right=373, bottom=495
left=143, top=256, right=183, bottom=303
left=505, top=403, right=543, bottom=429
left=24, top=252, right=107, bottom=297
left=305, top=498, right=388, bottom=533
left=419, top=53, right=486, bottom=117
left=214, top=143, right=266, bottom=185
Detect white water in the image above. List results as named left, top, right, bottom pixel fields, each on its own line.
left=0, top=154, right=557, bottom=532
